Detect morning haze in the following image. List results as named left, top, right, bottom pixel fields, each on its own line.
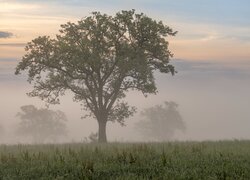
left=1, top=0, right=250, bottom=144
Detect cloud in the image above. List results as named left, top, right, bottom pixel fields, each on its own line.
left=0, top=58, right=18, bottom=63
left=0, top=1, right=40, bottom=12
left=0, top=43, right=26, bottom=47
left=0, top=31, right=13, bottom=38
left=169, top=59, right=250, bottom=80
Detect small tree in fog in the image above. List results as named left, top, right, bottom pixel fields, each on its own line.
left=135, top=101, right=185, bottom=141
left=15, top=10, right=177, bottom=142
left=88, top=132, right=98, bottom=143
left=16, top=105, right=67, bottom=143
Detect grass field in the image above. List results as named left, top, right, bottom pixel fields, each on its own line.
left=0, top=141, right=250, bottom=179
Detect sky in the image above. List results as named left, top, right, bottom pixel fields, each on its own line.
left=0, top=0, right=250, bottom=143
left=1, top=0, right=250, bottom=61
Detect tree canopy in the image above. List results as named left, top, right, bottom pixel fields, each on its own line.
left=16, top=105, right=67, bottom=143
left=135, top=101, right=185, bottom=141
left=15, top=10, right=177, bottom=142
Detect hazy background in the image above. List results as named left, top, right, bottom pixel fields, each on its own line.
left=0, top=0, right=250, bottom=143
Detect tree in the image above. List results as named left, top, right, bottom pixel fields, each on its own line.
left=88, top=132, right=98, bottom=143
left=135, top=101, right=185, bottom=141
left=16, top=105, right=67, bottom=143
left=15, top=10, right=177, bottom=142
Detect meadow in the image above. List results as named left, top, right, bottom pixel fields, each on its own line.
left=0, top=141, right=250, bottom=179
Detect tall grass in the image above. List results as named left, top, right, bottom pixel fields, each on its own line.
left=0, top=140, right=250, bottom=179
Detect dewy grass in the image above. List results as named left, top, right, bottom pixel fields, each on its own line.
left=0, top=141, right=250, bottom=179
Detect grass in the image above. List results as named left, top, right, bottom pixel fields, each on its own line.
left=0, top=140, right=250, bottom=179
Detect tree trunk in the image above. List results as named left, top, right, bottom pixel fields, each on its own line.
left=98, top=120, right=107, bottom=143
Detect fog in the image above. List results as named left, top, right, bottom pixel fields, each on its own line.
left=0, top=59, right=250, bottom=144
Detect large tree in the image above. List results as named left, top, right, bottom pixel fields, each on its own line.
left=15, top=10, right=177, bottom=142
left=16, top=105, right=67, bottom=143
left=135, top=101, right=185, bottom=141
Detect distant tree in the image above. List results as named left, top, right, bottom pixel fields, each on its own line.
left=15, top=9, right=177, bottom=142
left=135, top=101, right=185, bottom=141
left=16, top=105, right=67, bottom=143
left=88, top=132, right=98, bottom=143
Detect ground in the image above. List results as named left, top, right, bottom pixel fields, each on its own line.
left=0, top=141, right=249, bottom=179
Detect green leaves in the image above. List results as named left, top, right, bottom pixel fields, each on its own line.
left=15, top=10, right=176, bottom=141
